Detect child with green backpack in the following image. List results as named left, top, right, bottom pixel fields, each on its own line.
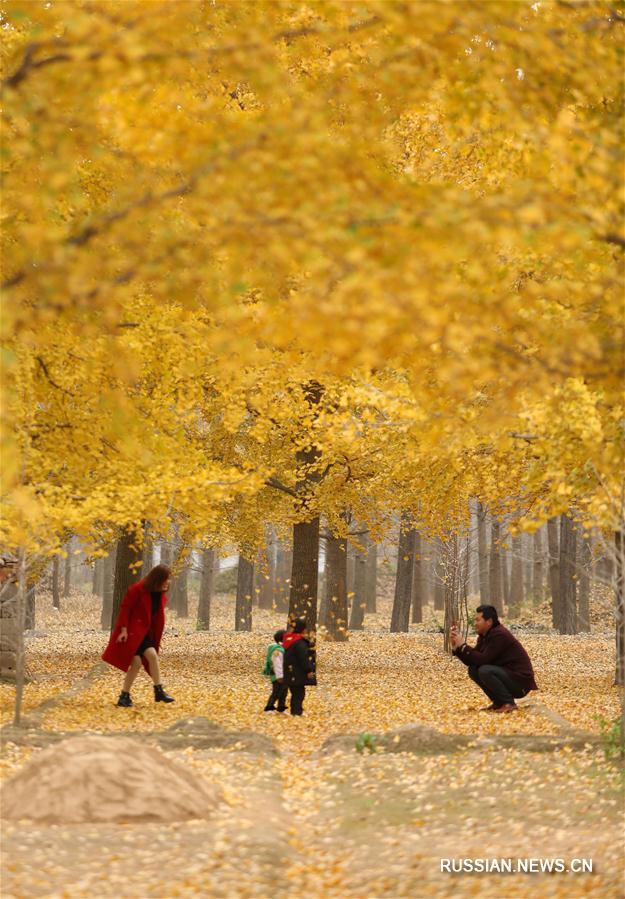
left=263, top=629, right=287, bottom=712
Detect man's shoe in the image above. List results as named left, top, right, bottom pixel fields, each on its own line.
left=154, top=684, right=175, bottom=703
left=116, top=691, right=132, bottom=707
left=264, top=707, right=276, bottom=712
left=494, top=703, right=518, bottom=713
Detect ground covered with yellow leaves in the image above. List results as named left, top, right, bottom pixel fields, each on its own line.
left=1, top=590, right=623, bottom=898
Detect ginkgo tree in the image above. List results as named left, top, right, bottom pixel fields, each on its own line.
left=1, top=0, right=623, bottom=699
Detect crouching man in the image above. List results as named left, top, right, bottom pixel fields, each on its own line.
left=450, top=605, right=538, bottom=713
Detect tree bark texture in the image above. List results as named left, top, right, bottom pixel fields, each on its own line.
left=547, top=517, right=561, bottom=629
left=258, top=534, right=276, bottom=610
left=489, top=519, right=503, bottom=608
left=235, top=556, right=254, bottom=632
left=92, top=558, right=104, bottom=597
left=349, top=543, right=367, bottom=631
left=63, top=542, right=72, bottom=598
left=433, top=538, right=445, bottom=612
left=502, top=544, right=511, bottom=608
left=274, top=544, right=292, bottom=613
left=52, top=557, right=60, bottom=610
left=531, top=529, right=544, bottom=603
left=477, top=502, right=490, bottom=604
left=324, top=531, right=349, bottom=641
left=366, top=538, right=377, bottom=613
left=197, top=548, right=215, bottom=631
left=141, top=523, right=153, bottom=577
left=559, top=514, right=578, bottom=635
left=508, top=534, right=524, bottom=618
left=577, top=528, right=591, bottom=633
left=160, top=541, right=173, bottom=568
left=100, top=549, right=115, bottom=630
left=173, top=566, right=189, bottom=618
left=25, top=584, right=36, bottom=631
left=391, top=516, right=415, bottom=633
left=110, top=531, right=142, bottom=633
left=288, top=517, right=320, bottom=631
left=614, top=529, right=624, bottom=687
left=411, top=531, right=424, bottom=624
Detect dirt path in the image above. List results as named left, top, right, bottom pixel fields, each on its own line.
left=2, top=738, right=622, bottom=898
left=1, top=613, right=623, bottom=898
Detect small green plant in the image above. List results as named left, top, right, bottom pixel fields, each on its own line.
left=428, top=611, right=444, bottom=633
left=595, top=714, right=625, bottom=762
left=355, top=732, right=377, bottom=754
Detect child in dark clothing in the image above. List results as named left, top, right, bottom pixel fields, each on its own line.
left=263, top=629, right=287, bottom=712
left=283, top=618, right=316, bottom=716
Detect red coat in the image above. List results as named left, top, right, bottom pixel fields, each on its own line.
left=102, top=579, right=167, bottom=673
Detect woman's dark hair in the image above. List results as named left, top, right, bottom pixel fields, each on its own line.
left=476, top=604, right=499, bottom=626
left=292, top=618, right=307, bottom=634
left=143, top=564, right=171, bottom=591
left=274, top=629, right=286, bottom=644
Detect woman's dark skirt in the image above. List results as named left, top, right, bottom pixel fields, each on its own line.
left=135, top=633, right=156, bottom=656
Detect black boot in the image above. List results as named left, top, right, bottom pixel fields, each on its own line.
left=116, top=691, right=132, bottom=707
left=154, top=684, right=174, bottom=703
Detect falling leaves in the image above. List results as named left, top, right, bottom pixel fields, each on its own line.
left=0, top=589, right=622, bottom=898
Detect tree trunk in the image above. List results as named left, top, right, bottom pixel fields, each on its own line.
left=502, top=542, right=511, bottom=608
left=578, top=527, right=591, bottom=633
left=235, top=556, right=254, bottom=632
left=468, top=500, right=480, bottom=597
left=13, top=549, right=27, bottom=725
left=531, top=529, right=544, bottom=603
left=288, top=517, right=320, bottom=631
left=174, top=566, right=189, bottom=617
left=346, top=544, right=356, bottom=604
left=477, top=501, right=490, bottom=603
left=614, top=529, right=624, bottom=687
left=110, top=531, right=142, bottom=633
left=411, top=531, right=424, bottom=624
left=141, top=523, right=153, bottom=577
left=349, top=543, right=367, bottom=631
left=258, top=534, right=276, bottom=610
left=547, top=516, right=561, bottom=629
left=366, top=538, right=377, bottom=613
left=101, top=549, right=115, bottom=630
left=559, top=514, right=578, bottom=634
left=25, top=583, right=36, bottom=630
left=522, top=533, right=533, bottom=600
left=443, top=535, right=468, bottom=652
left=274, top=543, right=292, bottom=613
left=92, top=558, right=104, bottom=597
left=197, top=548, right=214, bottom=631
left=508, top=534, right=524, bottom=618
left=324, top=531, right=348, bottom=641
left=433, top=537, right=445, bottom=612
left=52, top=557, right=61, bottom=610
left=489, top=519, right=503, bottom=608
left=160, top=541, right=173, bottom=568
left=390, top=516, right=415, bottom=633
left=63, top=542, right=72, bottom=598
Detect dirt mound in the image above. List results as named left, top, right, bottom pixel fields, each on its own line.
left=158, top=716, right=279, bottom=754
left=1, top=735, right=221, bottom=824
left=321, top=723, right=469, bottom=755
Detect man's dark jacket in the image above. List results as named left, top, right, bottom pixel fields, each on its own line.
left=284, top=637, right=316, bottom=687
left=453, top=623, right=537, bottom=691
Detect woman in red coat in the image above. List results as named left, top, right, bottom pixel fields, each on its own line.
left=102, top=564, right=175, bottom=707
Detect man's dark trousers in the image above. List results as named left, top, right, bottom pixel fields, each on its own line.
left=265, top=681, right=288, bottom=711
left=289, top=685, right=305, bottom=715
left=468, top=665, right=528, bottom=706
